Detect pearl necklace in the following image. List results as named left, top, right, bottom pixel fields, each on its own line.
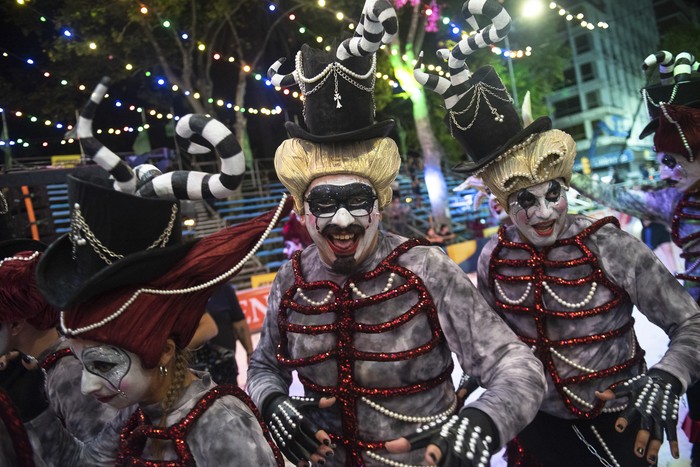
left=542, top=281, right=597, bottom=309
left=660, top=103, right=695, bottom=161
left=364, top=450, right=423, bottom=467
left=562, top=386, right=626, bottom=414
left=349, top=272, right=396, bottom=299
left=60, top=194, right=288, bottom=336
left=494, top=279, right=531, bottom=305
left=361, top=395, right=457, bottom=423
left=297, top=289, right=335, bottom=306
left=0, top=250, right=40, bottom=268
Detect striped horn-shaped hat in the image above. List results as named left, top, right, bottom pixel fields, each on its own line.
left=78, top=78, right=245, bottom=200
left=640, top=51, right=700, bottom=123
left=640, top=50, right=700, bottom=145
left=266, top=0, right=397, bottom=143
left=415, top=0, right=550, bottom=175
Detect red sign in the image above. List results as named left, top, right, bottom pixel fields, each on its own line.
left=236, top=285, right=272, bottom=333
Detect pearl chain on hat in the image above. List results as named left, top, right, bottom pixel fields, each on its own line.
left=60, top=194, right=288, bottom=336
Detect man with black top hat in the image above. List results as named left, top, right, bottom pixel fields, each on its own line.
left=418, top=12, right=700, bottom=463
left=247, top=2, right=545, bottom=466
left=570, top=51, right=700, bottom=465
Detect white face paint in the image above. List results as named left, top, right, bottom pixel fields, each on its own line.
left=301, top=174, right=381, bottom=274
left=657, top=152, right=700, bottom=193
left=0, top=323, right=10, bottom=355
left=508, top=179, right=568, bottom=249
left=70, top=339, right=155, bottom=409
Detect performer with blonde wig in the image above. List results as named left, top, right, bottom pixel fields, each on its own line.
left=248, top=2, right=545, bottom=467
left=417, top=8, right=700, bottom=463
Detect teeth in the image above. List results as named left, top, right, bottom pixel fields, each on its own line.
left=332, top=234, right=354, bottom=240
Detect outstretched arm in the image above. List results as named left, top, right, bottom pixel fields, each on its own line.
left=570, top=173, right=679, bottom=225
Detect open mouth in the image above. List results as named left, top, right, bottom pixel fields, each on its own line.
left=327, top=231, right=360, bottom=256
left=532, top=220, right=555, bottom=237
left=665, top=179, right=678, bottom=187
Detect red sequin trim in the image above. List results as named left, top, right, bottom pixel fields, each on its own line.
left=278, top=239, right=453, bottom=466
left=40, top=348, right=73, bottom=372
left=0, top=389, right=35, bottom=467
left=116, top=384, right=284, bottom=466
left=671, top=191, right=700, bottom=282
left=489, top=217, right=645, bottom=419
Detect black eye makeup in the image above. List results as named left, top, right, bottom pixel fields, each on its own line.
left=304, top=183, right=377, bottom=218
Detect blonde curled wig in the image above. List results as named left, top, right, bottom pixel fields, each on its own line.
left=275, top=137, right=401, bottom=214
left=480, top=129, right=576, bottom=212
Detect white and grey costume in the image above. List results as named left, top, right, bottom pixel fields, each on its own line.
left=248, top=232, right=546, bottom=466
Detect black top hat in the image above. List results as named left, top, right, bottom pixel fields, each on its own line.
left=640, top=99, right=700, bottom=140
left=450, top=66, right=551, bottom=174
left=36, top=174, right=195, bottom=310
left=641, top=80, right=700, bottom=122
left=284, top=43, right=395, bottom=143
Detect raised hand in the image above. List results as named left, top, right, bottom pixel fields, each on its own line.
left=595, top=369, right=682, bottom=464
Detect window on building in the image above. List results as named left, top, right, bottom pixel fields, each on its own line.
left=554, top=68, right=576, bottom=90
left=586, top=91, right=600, bottom=109
left=561, top=123, right=586, bottom=141
left=580, top=63, right=595, bottom=82
left=553, top=96, right=582, bottom=118
left=574, top=35, right=591, bottom=54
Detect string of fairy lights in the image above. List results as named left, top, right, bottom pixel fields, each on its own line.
left=2, top=0, right=609, bottom=150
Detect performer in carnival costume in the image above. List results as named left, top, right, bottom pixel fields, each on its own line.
left=1, top=77, right=288, bottom=466
left=0, top=193, right=119, bottom=444
left=570, top=50, right=700, bottom=466
left=416, top=9, right=700, bottom=461
left=248, top=1, right=545, bottom=466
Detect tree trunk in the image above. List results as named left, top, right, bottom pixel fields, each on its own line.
left=410, top=89, right=451, bottom=228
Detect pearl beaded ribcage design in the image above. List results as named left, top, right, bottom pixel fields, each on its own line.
left=361, top=395, right=456, bottom=423
left=494, top=279, right=597, bottom=309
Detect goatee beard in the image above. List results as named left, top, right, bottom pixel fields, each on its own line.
left=332, top=255, right=357, bottom=275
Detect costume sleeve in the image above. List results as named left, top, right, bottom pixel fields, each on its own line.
left=592, top=223, right=700, bottom=390
left=25, top=406, right=131, bottom=466
left=246, top=264, right=295, bottom=408
left=417, top=246, right=546, bottom=448
left=188, top=395, right=279, bottom=466
left=570, top=173, right=679, bottom=224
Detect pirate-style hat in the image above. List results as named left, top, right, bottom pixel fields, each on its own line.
left=36, top=173, right=194, bottom=310
left=412, top=0, right=550, bottom=175
left=267, top=0, right=398, bottom=143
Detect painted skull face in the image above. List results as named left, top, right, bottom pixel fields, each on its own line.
left=657, top=152, right=700, bottom=193
left=508, top=179, right=568, bottom=248
left=70, top=339, right=153, bottom=409
left=301, top=174, right=381, bottom=274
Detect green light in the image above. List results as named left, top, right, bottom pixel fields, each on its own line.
left=145, top=71, right=151, bottom=77
left=40, top=16, right=47, bottom=22
left=162, top=20, right=171, bottom=27
left=442, top=17, right=450, bottom=25
left=254, top=74, right=262, bottom=80
left=299, top=27, right=306, bottom=33
left=207, top=98, right=214, bottom=103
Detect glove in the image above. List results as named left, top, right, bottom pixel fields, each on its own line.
left=0, top=351, right=48, bottom=422
left=405, top=408, right=499, bottom=466
left=455, top=373, right=480, bottom=409
left=261, top=393, right=326, bottom=465
left=605, top=369, right=681, bottom=447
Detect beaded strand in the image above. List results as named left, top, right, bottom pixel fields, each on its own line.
left=61, top=194, right=288, bottom=336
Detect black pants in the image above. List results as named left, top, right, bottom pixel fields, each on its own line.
left=506, top=411, right=655, bottom=467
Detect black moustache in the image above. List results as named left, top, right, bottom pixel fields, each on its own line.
left=322, top=224, right=365, bottom=237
